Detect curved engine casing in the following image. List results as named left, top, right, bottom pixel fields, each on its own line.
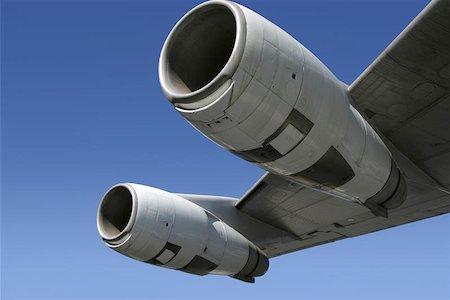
left=97, top=183, right=268, bottom=281
left=159, top=0, right=406, bottom=209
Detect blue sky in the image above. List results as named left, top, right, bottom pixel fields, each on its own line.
left=2, top=0, right=449, bottom=299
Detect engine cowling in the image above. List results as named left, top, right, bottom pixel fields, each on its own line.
left=97, top=183, right=268, bottom=282
left=159, top=0, right=406, bottom=214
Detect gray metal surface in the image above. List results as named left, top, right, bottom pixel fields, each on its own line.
left=160, top=0, right=395, bottom=206
left=349, top=0, right=450, bottom=190
left=97, top=183, right=269, bottom=279
left=237, top=168, right=450, bottom=258
left=235, top=0, right=450, bottom=258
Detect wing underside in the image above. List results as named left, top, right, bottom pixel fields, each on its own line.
left=237, top=171, right=449, bottom=258
left=350, top=0, right=450, bottom=190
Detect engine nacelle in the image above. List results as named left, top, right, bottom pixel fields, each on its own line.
left=97, top=183, right=268, bottom=282
left=159, top=0, right=406, bottom=215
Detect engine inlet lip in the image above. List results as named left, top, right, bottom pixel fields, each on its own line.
left=96, top=183, right=138, bottom=243
left=158, top=0, right=247, bottom=105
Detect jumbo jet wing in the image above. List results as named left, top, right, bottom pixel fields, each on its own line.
left=234, top=0, right=450, bottom=257
left=98, top=0, right=450, bottom=282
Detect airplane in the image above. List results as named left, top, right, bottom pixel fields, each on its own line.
left=96, top=0, right=450, bottom=283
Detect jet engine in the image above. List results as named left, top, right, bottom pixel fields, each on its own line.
left=159, top=0, right=406, bottom=215
left=98, top=0, right=409, bottom=283
left=97, top=183, right=268, bottom=282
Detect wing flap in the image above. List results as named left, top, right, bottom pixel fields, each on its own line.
left=236, top=172, right=449, bottom=257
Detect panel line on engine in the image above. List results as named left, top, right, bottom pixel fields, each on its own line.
left=146, top=242, right=182, bottom=266
left=231, top=109, right=313, bottom=163
left=292, top=146, right=355, bottom=188
left=179, top=255, right=218, bottom=276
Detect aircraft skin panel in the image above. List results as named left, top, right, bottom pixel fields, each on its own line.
left=349, top=0, right=450, bottom=189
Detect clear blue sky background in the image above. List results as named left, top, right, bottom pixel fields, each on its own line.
left=2, top=0, right=449, bottom=299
